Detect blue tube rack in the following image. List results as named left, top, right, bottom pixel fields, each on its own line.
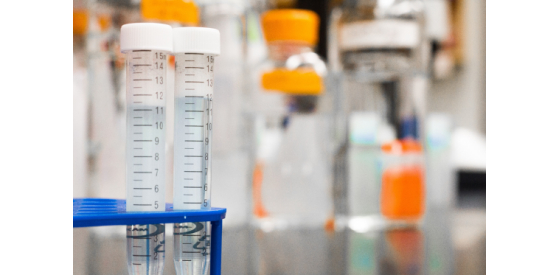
left=73, top=198, right=227, bottom=275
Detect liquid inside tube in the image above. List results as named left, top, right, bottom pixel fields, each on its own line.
left=125, top=50, right=167, bottom=211
left=173, top=53, right=215, bottom=275
left=174, top=222, right=211, bottom=275
left=127, top=224, right=166, bottom=275
left=125, top=50, right=168, bottom=275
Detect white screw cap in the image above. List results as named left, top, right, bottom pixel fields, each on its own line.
left=173, top=27, right=220, bottom=55
left=120, top=23, right=173, bottom=53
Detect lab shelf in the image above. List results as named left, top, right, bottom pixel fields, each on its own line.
left=73, top=198, right=226, bottom=275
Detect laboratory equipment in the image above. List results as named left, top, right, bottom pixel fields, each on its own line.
left=121, top=22, right=173, bottom=275
left=333, top=0, right=429, bottom=229
left=250, top=9, right=333, bottom=228
left=73, top=198, right=227, bottom=275
left=172, top=27, right=220, bottom=275
left=380, top=139, right=425, bottom=222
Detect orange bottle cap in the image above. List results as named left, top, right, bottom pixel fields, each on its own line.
left=261, top=68, right=323, bottom=95
left=73, top=10, right=88, bottom=35
left=141, top=0, right=199, bottom=25
left=160, top=0, right=175, bottom=21
left=141, top=0, right=164, bottom=21
left=261, top=9, right=319, bottom=45
left=173, top=0, right=199, bottom=25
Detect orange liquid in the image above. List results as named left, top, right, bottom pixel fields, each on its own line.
left=252, top=162, right=269, bottom=218
left=381, top=166, right=424, bottom=220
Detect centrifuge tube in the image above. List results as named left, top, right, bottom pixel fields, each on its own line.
left=121, top=23, right=173, bottom=275
left=172, top=27, right=220, bottom=275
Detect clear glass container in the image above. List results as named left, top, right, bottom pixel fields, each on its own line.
left=334, top=0, right=429, bottom=230
left=249, top=10, right=333, bottom=229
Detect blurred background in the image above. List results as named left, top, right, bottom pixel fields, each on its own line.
left=73, top=0, right=485, bottom=274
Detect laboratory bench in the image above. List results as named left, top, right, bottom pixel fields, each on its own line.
left=74, top=195, right=485, bottom=275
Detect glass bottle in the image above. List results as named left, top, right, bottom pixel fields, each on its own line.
left=250, top=9, right=333, bottom=229
left=334, top=0, right=429, bottom=230
left=248, top=10, right=334, bottom=274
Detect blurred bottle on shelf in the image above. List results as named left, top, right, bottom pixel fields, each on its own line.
left=197, top=0, right=250, bottom=228
left=332, top=0, right=429, bottom=230
left=249, top=9, right=334, bottom=229
left=425, top=113, right=455, bottom=210
left=245, top=0, right=300, bottom=70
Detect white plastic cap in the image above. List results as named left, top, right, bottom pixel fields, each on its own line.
left=120, top=23, right=173, bottom=53
left=173, top=27, right=220, bottom=55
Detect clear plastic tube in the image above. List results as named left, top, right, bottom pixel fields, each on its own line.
left=173, top=222, right=211, bottom=275
left=127, top=224, right=166, bottom=275
left=173, top=53, right=216, bottom=275
left=124, top=50, right=169, bottom=275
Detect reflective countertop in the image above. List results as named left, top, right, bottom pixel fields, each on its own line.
left=74, top=196, right=485, bottom=275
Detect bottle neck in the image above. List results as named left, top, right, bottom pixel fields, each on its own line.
left=267, top=42, right=314, bottom=62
